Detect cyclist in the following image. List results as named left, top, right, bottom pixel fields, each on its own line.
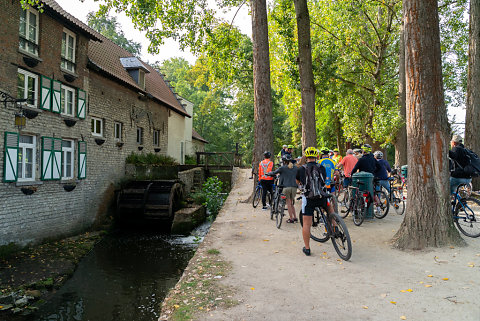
left=318, top=147, right=337, bottom=193
left=332, top=148, right=343, bottom=163
left=373, top=151, right=391, bottom=193
left=353, top=148, right=363, bottom=159
left=337, top=149, right=358, bottom=187
left=296, top=147, right=335, bottom=256
left=449, top=135, right=472, bottom=195
left=258, top=151, right=275, bottom=210
left=267, top=154, right=298, bottom=223
left=351, top=144, right=381, bottom=175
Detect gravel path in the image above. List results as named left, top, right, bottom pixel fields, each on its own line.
left=197, top=168, right=480, bottom=321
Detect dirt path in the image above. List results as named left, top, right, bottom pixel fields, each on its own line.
left=193, top=168, right=479, bottom=321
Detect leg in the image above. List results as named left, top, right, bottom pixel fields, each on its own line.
left=302, top=215, right=312, bottom=251
left=260, top=180, right=268, bottom=207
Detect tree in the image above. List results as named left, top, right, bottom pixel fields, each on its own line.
left=395, top=19, right=407, bottom=166
left=293, top=0, right=316, bottom=149
left=392, top=0, right=464, bottom=249
left=87, top=12, right=141, bottom=55
left=465, top=0, right=480, bottom=190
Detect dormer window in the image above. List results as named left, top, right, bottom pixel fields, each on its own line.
left=120, top=57, right=149, bottom=90
left=19, top=7, right=39, bottom=56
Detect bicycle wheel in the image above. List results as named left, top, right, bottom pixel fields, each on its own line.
left=330, top=212, right=352, bottom=261
left=330, top=194, right=339, bottom=215
left=401, top=181, right=407, bottom=199
left=252, top=187, right=261, bottom=208
left=454, top=197, right=480, bottom=238
left=374, top=190, right=389, bottom=219
left=353, top=196, right=365, bottom=226
left=311, top=207, right=329, bottom=243
left=339, top=188, right=352, bottom=218
left=276, top=198, right=285, bottom=229
left=270, top=195, right=276, bottom=220
left=392, top=188, right=405, bottom=215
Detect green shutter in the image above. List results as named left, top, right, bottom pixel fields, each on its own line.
left=77, top=89, right=86, bottom=119
left=41, top=137, right=53, bottom=180
left=52, top=138, right=62, bottom=180
left=39, top=75, right=52, bottom=111
left=52, top=80, right=62, bottom=113
left=78, top=141, right=86, bottom=179
left=3, top=132, right=19, bottom=182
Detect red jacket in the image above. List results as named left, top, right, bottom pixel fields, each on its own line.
left=258, top=159, right=274, bottom=180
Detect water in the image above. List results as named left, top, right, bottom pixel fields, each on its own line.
left=18, top=222, right=210, bottom=321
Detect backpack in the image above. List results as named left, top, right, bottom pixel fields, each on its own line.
left=303, top=164, right=326, bottom=199
left=463, top=148, right=480, bottom=177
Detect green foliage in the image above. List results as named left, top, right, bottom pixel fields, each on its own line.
left=202, top=176, right=226, bottom=219
left=125, top=152, right=178, bottom=165
left=190, top=191, right=207, bottom=205
left=184, top=155, right=197, bottom=165
left=86, top=12, right=142, bottom=55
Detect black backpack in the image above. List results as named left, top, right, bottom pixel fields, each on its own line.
left=304, top=164, right=326, bottom=199
left=463, top=148, right=480, bottom=177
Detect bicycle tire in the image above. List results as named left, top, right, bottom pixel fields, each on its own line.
left=353, top=196, right=365, bottom=226
left=270, top=194, right=276, bottom=220
left=374, top=190, right=389, bottom=219
left=299, top=209, right=329, bottom=242
left=340, top=188, right=352, bottom=219
left=454, top=197, right=480, bottom=238
left=330, top=212, right=352, bottom=261
left=392, top=189, right=405, bottom=215
left=267, top=191, right=272, bottom=207
left=330, top=194, right=339, bottom=215
left=252, top=187, right=261, bottom=208
left=276, top=198, right=285, bottom=229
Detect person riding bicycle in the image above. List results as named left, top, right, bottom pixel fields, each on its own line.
left=296, top=147, right=335, bottom=256
left=258, top=151, right=275, bottom=210
left=267, top=154, right=298, bottom=223
left=350, top=144, right=381, bottom=175
left=337, top=149, right=358, bottom=187
left=373, top=151, right=392, bottom=193
left=449, top=135, right=472, bottom=195
left=332, top=148, right=342, bottom=163
left=318, top=147, right=337, bottom=193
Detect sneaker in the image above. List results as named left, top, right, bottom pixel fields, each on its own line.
left=262, top=206, right=268, bottom=210
left=302, top=247, right=311, bottom=256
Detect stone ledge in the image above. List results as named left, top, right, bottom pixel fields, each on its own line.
left=171, top=205, right=206, bottom=235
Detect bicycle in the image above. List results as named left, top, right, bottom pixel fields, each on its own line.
left=252, top=181, right=272, bottom=208
left=452, top=184, right=480, bottom=238
left=391, top=167, right=407, bottom=199
left=298, top=193, right=352, bottom=261
left=383, top=177, right=406, bottom=215
left=270, top=180, right=286, bottom=228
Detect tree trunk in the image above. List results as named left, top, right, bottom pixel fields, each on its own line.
left=251, top=0, right=273, bottom=178
left=392, top=0, right=465, bottom=249
left=465, top=0, right=480, bottom=190
left=395, top=18, right=408, bottom=167
left=293, top=0, right=316, bottom=150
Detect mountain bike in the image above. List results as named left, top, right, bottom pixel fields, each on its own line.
left=452, top=184, right=480, bottom=238
left=252, top=181, right=272, bottom=208
left=299, top=193, right=352, bottom=261
left=384, top=177, right=406, bottom=215
left=270, top=182, right=286, bottom=228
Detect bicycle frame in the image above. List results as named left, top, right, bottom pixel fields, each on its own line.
left=451, top=189, right=475, bottom=220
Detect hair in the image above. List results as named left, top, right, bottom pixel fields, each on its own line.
left=346, top=149, right=354, bottom=155
left=288, top=162, right=293, bottom=169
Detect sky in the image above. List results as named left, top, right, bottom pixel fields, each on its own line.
left=55, top=0, right=252, bottom=65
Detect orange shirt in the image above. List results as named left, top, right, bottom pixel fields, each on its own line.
left=258, top=159, right=274, bottom=180
left=339, top=154, right=358, bottom=178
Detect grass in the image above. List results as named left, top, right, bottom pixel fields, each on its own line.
left=160, top=248, right=238, bottom=320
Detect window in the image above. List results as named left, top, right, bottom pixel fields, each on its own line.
left=17, top=69, right=38, bottom=107
left=138, top=69, right=145, bottom=89
left=61, top=29, right=76, bottom=73
left=61, top=85, right=75, bottom=116
left=114, top=122, right=122, bottom=141
left=19, top=8, right=39, bottom=56
left=91, top=117, right=103, bottom=137
left=61, top=140, right=74, bottom=179
left=136, top=127, right=143, bottom=145
left=153, top=129, right=160, bottom=146
left=18, top=135, right=36, bottom=182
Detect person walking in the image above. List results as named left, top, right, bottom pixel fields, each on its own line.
left=337, top=149, right=358, bottom=187
left=449, top=135, right=473, bottom=194
left=258, top=151, right=275, bottom=210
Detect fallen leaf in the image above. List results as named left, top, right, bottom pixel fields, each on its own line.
left=390, top=301, right=397, bottom=304
left=400, top=316, right=406, bottom=320
left=419, top=281, right=424, bottom=284
left=468, top=264, right=475, bottom=268
left=362, top=305, right=368, bottom=309
left=442, top=278, right=449, bottom=281
left=173, top=304, right=180, bottom=309
left=400, top=290, right=406, bottom=293
left=274, top=250, right=279, bottom=253
left=427, top=275, right=433, bottom=277
left=406, top=289, right=413, bottom=292
left=250, top=287, right=255, bottom=290
left=323, top=252, right=327, bottom=255
left=450, top=246, right=455, bottom=249
left=425, top=284, right=433, bottom=288
left=199, top=307, right=203, bottom=310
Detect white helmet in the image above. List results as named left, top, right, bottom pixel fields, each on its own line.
left=373, top=151, right=383, bottom=159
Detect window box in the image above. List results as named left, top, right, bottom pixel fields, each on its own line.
left=137, top=146, right=143, bottom=151
left=63, top=183, right=76, bottom=192
left=63, top=117, right=77, bottom=127
left=95, top=138, right=105, bottom=145
left=21, top=186, right=37, bottom=195
left=22, top=107, right=39, bottom=119
left=154, top=148, right=161, bottom=153
left=22, top=55, right=40, bottom=68
left=116, top=142, right=124, bottom=148
left=63, top=73, right=77, bottom=83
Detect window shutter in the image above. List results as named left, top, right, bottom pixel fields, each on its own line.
left=77, top=89, right=86, bottom=119
left=78, top=141, right=86, bottom=179
left=39, top=75, right=52, bottom=111
left=3, top=132, right=19, bottom=182
left=51, top=80, right=62, bottom=113
left=52, top=138, right=62, bottom=180
left=41, top=137, right=53, bottom=180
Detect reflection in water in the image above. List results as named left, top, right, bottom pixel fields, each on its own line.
left=21, top=223, right=209, bottom=321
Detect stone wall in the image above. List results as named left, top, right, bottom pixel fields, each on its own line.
left=178, top=167, right=205, bottom=195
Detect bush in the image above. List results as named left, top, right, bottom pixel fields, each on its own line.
left=125, top=152, right=178, bottom=166
left=203, top=176, right=226, bottom=219
left=185, top=155, right=197, bottom=165
left=190, top=191, right=207, bottom=205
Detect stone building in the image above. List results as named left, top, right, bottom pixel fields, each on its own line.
left=0, top=0, right=192, bottom=245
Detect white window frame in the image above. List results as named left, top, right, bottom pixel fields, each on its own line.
left=61, top=85, right=75, bottom=117
left=17, top=68, right=38, bottom=108
left=114, top=122, right=123, bottom=141
left=18, top=135, right=36, bottom=182
left=19, top=7, right=39, bottom=56
left=61, top=139, right=74, bottom=180
left=61, top=28, right=76, bottom=73
left=91, top=117, right=103, bottom=137
left=136, top=127, right=143, bottom=145
left=153, top=129, right=160, bottom=146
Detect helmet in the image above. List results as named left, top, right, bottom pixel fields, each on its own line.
left=353, top=148, right=362, bottom=154
left=282, top=145, right=288, bottom=148
left=333, top=148, right=339, bottom=152
left=263, top=151, right=271, bottom=158
left=287, top=144, right=294, bottom=149
left=304, top=147, right=319, bottom=158
left=320, top=147, right=329, bottom=155
left=282, top=154, right=293, bottom=162
left=361, top=144, right=372, bottom=153
left=373, top=151, right=383, bottom=159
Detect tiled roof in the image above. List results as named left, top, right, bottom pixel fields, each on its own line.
left=192, top=129, right=208, bottom=143
left=42, top=0, right=102, bottom=41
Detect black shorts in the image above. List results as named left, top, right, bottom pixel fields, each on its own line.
left=303, top=197, right=328, bottom=216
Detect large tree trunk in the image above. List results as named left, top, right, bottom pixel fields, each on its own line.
left=465, top=0, right=480, bottom=190
left=251, top=0, right=273, bottom=174
left=395, top=18, right=408, bottom=167
left=293, top=0, right=316, bottom=149
left=392, top=0, right=465, bottom=249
